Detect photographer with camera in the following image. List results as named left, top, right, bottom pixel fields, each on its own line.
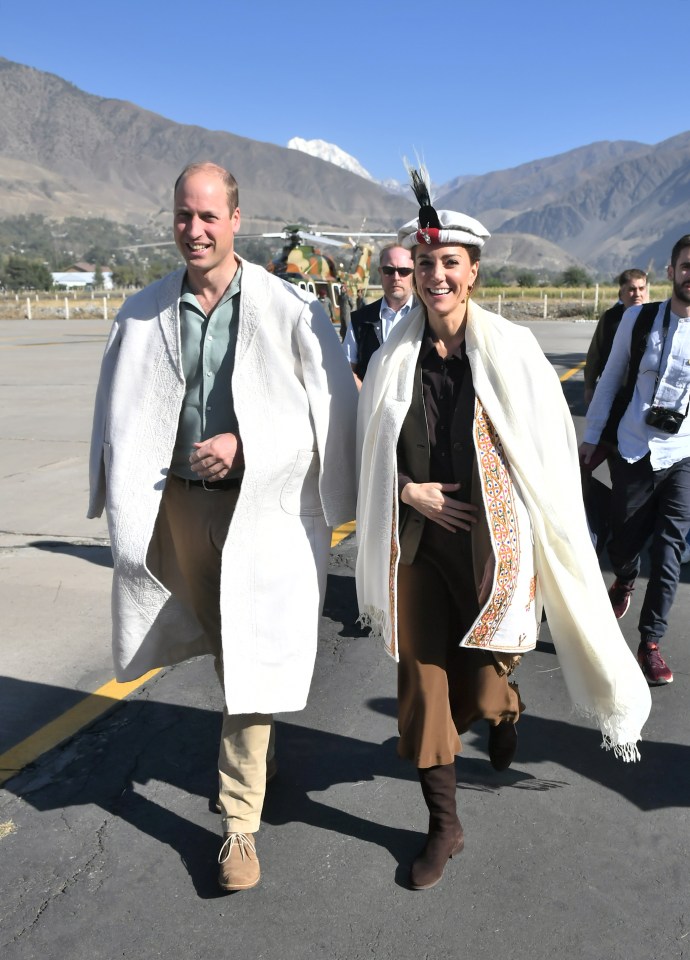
left=580, top=235, right=690, bottom=686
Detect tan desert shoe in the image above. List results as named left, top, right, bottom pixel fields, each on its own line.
left=218, top=832, right=260, bottom=892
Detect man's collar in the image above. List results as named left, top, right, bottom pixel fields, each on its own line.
left=183, top=254, right=242, bottom=300
left=381, top=293, right=415, bottom=316
left=182, top=261, right=242, bottom=305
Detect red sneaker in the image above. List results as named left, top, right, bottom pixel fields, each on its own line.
left=608, top=578, right=635, bottom=619
left=637, top=642, right=673, bottom=686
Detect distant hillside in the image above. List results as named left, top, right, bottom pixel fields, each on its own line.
left=0, top=58, right=415, bottom=234
left=3, top=56, right=689, bottom=274
left=438, top=136, right=690, bottom=274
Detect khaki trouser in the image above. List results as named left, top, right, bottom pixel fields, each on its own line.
left=148, top=475, right=274, bottom=834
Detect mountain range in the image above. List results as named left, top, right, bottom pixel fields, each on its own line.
left=0, top=58, right=412, bottom=238
left=2, top=56, right=690, bottom=275
left=437, top=136, right=690, bottom=274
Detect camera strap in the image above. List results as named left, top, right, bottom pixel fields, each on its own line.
left=649, top=300, right=673, bottom=408
left=601, top=301, right=661, bottom=443
left=650, top=300, right=690, bottom=420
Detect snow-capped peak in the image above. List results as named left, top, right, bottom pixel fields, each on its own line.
left=287, top=137, right=413, bottom=197
left=287, top=137, right=374, bottom=181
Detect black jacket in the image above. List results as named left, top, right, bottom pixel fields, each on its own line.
left=349, top=298, right=384, bottom=380
left=584, top=301, right=625, bottom=389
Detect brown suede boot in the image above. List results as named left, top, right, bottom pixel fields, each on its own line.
left=488, top=720, right=518, bottom=771
left=410, top=763, right=464, bottom=890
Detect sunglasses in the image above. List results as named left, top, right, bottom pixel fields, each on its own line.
left=381, top=266, right=413, bottom=277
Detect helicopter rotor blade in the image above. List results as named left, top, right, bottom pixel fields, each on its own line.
left=296, top=231, right=349, bottom=249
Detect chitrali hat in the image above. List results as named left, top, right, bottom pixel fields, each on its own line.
left=397, top=167, right=490, bottom=250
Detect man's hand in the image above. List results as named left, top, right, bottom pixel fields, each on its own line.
left=350, top=363, right=363, bottom=391
left=190, top=433, right=243, bottom=480
left=401, top=481, right=478, bottom=533
left=578, top=441, right=598, bottom=467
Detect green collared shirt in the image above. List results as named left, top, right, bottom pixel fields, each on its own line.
left=170, top=265, right=242, bottom=480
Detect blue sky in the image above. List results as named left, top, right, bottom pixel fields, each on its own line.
left=2, top=0, right=688, bottom=186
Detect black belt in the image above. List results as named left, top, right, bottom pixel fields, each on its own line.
left=170, top=473, right=242, bottom=491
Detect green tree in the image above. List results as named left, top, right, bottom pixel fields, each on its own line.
left=146, top=259, right=172, bottom=283
left=516, top=270, right=537, bottom=287
left=560, top=266, right=593, bottom=287
left=93, top=264, right=104, bottom=288
left=0, top=255, right=53, bottom=290
left=84, top=244, right=113, bottom=268
left=111, top=263, right=146, bottom=288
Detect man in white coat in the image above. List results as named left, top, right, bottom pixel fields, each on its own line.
left=88, top=162, right=357, bottom=891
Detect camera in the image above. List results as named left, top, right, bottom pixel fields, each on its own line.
left=645, top=406, right=685, bottom=434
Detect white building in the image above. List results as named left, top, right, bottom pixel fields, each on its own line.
left=51, top=271, right=113, bottom=290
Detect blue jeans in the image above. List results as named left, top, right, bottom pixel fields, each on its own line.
left=608, top=453, right=690, bottom=643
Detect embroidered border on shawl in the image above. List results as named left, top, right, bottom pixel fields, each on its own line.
left=387, top=490, right=399, bottom=659
left=465, top=400, right=521, bottom=647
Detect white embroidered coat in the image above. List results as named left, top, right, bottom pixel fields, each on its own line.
left=356, top=301, right=651, bottom=759
left=88, top=261, right=358, bottom=714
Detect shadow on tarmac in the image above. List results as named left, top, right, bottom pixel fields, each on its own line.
left=321, top=569, right=369, bottom=639
left=28, top=539, right=114, bottom=568
left=560, top=377, right=587, bottom=420
left=4, top=677, right=690, bottom=899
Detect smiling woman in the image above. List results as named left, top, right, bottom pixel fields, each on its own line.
left=413, top=245, right=479, bottom=354
left=355, top=166, right=652, bottom=892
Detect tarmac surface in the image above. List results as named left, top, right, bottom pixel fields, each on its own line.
left=2, top=316, right=690, bottom=960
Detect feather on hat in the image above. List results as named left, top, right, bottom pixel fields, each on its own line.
left=399, top=166, right=490, bottom=250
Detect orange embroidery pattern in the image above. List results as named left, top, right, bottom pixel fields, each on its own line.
left=526, top=574, right=537, bottom=612
left=466, top=402, right=521, bottom=647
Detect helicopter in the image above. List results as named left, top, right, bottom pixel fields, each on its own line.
left=241, top=224, right=395, bottom=322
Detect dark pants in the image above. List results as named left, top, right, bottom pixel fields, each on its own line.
left=608, top=453, right=690, bottom=642
left=397, top=522, right=522, bottom=768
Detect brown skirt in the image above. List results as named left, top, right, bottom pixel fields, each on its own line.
left=397, top=521, right=523, bottom=768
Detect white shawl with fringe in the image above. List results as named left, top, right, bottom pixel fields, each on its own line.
left=356, top=300, right=651, bottom=760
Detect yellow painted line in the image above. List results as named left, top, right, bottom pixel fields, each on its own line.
left=331, top=520, right=355, bottom=547
left=0, top=345, right=582, bottom=787
left=0, top=524, right=357, bottom=785
left=560, top=360, right=585, bottom=382
left=0, top=669, right=160, bottom=787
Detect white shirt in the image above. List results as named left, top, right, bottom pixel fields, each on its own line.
left=343, top=295, right=415, bottom=364
left=585, top=300, right=690, bottom=469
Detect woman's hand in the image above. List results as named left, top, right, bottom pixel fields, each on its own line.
left=190, top=433, right=243, bottom=480
left=401, top=481, right=478, bottom=533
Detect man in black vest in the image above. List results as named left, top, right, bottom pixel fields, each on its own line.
left=583, top=268, right=648, bottom=407
left=343, top=243, right=415, bottom=388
